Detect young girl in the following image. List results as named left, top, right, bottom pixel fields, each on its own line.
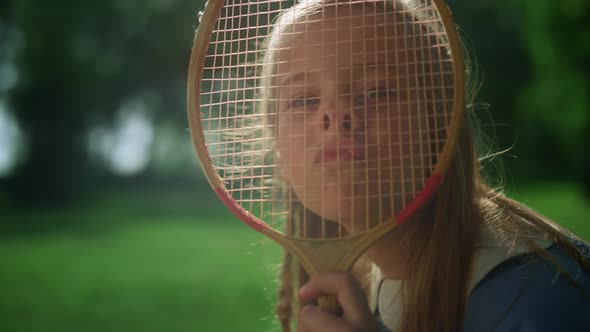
left=255, top=0, right=590, bottom=331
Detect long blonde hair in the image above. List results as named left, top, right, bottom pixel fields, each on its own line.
left=257, top=1, right=590, bottom=331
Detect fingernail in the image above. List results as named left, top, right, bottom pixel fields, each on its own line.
left=300, top=304, right=317, bottom=317
left=299, top=283, right=310, bottom=298
left=299, top=285, right=306, bottom=296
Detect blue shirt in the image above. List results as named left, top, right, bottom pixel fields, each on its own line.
left=376, top=240, right=590, bottom=331
left=464, top=241, right=590, bottom=331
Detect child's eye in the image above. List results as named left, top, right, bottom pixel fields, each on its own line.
left=366, top=88, right=395, bottom=101
left=290, top=97, right=320, bottom=108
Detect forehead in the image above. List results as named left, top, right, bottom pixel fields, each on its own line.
left=276, top=6, right=408, bottom=75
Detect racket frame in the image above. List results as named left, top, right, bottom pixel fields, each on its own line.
left=187, top=0, right=465, bottom=279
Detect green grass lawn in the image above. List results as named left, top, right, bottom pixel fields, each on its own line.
left=0, top=189, right=283, bottom=332
left=0, top=182, right=587, bottom=332
left=510, top=182, right=590, bottom=240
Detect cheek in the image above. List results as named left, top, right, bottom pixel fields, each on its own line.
left=276, top=115, right=306, bottom=181
left=372, top=104, right=427, bottom=166
left=372, top=107, right=403, bottom=149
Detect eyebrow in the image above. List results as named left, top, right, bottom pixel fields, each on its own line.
left=276, top=63, right=399, bottom=87
left=358, top=63, right=401, bottom=76
left=277, top=72, right=309, bottom=87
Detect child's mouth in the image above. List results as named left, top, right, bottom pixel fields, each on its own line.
left=317, top=144, right=365, bottom=164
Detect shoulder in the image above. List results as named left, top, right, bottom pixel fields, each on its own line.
left=464, top=240, right=590, bottom=332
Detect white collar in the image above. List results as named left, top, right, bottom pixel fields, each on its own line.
left=374, top=224, right=552, bottom=331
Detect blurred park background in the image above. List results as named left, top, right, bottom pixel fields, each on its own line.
left=0, top=0, right=588, bottom=331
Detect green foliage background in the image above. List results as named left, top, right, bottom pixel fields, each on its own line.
left=0, top=0, right=588, bottom=331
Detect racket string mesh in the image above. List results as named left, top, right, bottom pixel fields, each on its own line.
left=198, top=0, right=454, bottom=238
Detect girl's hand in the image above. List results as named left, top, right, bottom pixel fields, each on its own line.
left=297, top=273, right=379, bottom=332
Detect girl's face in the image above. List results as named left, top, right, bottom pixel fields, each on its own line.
left=275, top=7, right=428, bottom=233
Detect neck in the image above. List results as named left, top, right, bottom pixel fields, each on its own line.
left=366, top=227, right=407, bottom=279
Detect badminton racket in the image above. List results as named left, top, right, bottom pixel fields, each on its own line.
left=187, top=0, right=464, bottom=312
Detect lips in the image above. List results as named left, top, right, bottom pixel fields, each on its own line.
left=316, top=139, right=365, bottom=163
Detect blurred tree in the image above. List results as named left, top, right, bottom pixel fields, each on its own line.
left=512, top=0, right=590, bottom=192
left=0, top=0, right=587, bottom=207
left=452, top=0, right=589, bottom=192
left=0, top=0, right=203, bottom=205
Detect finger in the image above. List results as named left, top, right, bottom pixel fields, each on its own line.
left=299, top=273, right=373, bottom=325
left=298, top=305, right=355, bottom=332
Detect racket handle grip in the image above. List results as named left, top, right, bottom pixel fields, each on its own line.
left=317, top=295, right=343, bottom=316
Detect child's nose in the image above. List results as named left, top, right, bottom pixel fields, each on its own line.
left=320, top=96, right=360, bottom=134
left=322, top=112, right=352, bottom=132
